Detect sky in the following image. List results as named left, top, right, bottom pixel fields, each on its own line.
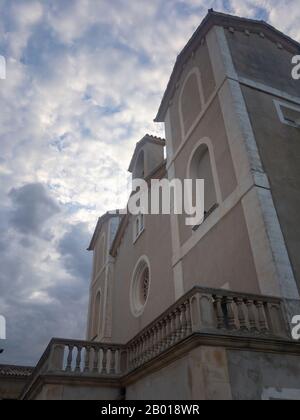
left=0, top=0, right=300, bottom=367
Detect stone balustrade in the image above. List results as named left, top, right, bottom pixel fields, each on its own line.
left=46, top=339, right=127, bottom=375
left=23, top=287, right=289, bottom=391
left=22, top=339, right=127, bottom=398
left=126, top=287, right=288, bottom=371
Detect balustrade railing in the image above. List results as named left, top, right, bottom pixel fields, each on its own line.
left=23, top=286, right=289, bottom=392
left=126, top=287, right=288, bottom=371
left=46, top=339, right=127, bottom=375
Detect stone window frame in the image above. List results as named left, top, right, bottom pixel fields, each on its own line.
left=186, top=137, right=222, bottom=230
left=179, top=67, right=205, bottom=140
left=274, top=99, right=300, bottom=128
left=133, top=213, right=145, bottom=244
left=130, top=256, right=151, bottom=318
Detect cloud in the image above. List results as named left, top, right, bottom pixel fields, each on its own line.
left=59, top=222, right=91, bottom=279
left=0, top=0, right=299, bottom=366
left=8, top=183, right=60, bottom=236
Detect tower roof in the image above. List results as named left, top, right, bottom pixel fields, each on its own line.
left=128, top=134, right=165, bottom=173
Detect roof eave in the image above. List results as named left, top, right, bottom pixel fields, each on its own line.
left=87, top=213, right=120, bottom=251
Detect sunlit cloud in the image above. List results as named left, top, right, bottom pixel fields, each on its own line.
left=0, top=0, right=299, bottom=365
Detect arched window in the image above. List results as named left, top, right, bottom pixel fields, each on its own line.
left=180, top=70, right=203, bottom=135
left=130, top=257, right=151, bottom=317
left=93, top=291, right=101, bottom=339
left=189, top=143, right=217, bottom=219
left=134, top=214, right=145, bottom=242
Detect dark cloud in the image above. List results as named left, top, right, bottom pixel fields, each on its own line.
left=0, top=183, right=90, bottom=365
left=0, top=220, right=91, bottom=366
left=8, top=183, right=60, bottom=236
left=59, top=222, right=92, bottom=280
left=0, top=294, right=88, bottom=366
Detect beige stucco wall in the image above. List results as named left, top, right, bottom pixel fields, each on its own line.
left=126, top=346, right=232, bottom=400
left=181, top=202, right=260, bottom=293
left=88, top=217, right=117, bottom=342
left=34, top=382, right=120, bottom=400
left=0, top=376, right=28, bottom=400
left=168, top=40, right=216, bottom=154
left=173, top=95, right=238, bottom=246
left=111, top=212, right=174, bottom=344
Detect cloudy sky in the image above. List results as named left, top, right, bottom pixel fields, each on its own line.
left=0, top=0, right=299, bottom=367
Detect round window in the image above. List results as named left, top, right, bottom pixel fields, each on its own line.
left=130, top=257, right=151, bottom=317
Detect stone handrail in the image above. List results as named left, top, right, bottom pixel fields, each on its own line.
left=126, top=286, right=289, bottom=371
left=21, top=339, right=127, bottom=399
left=47, top=338, right=127, bottom=375
left=22, top=287, right=290, bottom=397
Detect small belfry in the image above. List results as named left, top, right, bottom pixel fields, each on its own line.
left=128, top=134, right=166, bottom=181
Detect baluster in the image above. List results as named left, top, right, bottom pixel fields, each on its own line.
left=66, top=345, right=74, bottom=372
left=134, top=342, right=138, bottom=367
left=161, top=319, right=168, bottom=351
left=75, top=345, right=82, bottom=372
left=180, top=303, right=188, bottom=338
left=132, top=341, right=137, bottom=368
left=170, top=312, right=177, bottom=344
left=129, top=344, right=134, bottom=370
left=214, top=296, right=225, bottom=329
left=147, top=331, right=153, bottom=360
left=133, top=342, right=138, bottom=368
left=185, top=301, right=192, bottom=334
left=132, top=342, right=137, bottom=369
left=256, top=301, right=269, bottom=333
left=144, top=333, right=150, bottom=362
left=163, top=317, right=170, bottom=350
left=140, top=335, right=146, bottom=364
left=143, top=333, right=150, bottom=362
left=166, top=315, right=173, bottom=347
left=153, top=324, right=160, bottom=355
left=236, top=298, right=248, bottom=331
left=166, top=316, right=173, bottom=347
left=246, top=300, right=258, bottom=332
left=93, top=346, right=99, bottom=373
left=110, top=349, right=116, bottom=374
left=136, top=337, right=143, bottom=366
left=174, top=309, right=182, bottom=341
left=225, top=297, right=237, bottom=330
left=149, top=327, right=155, bottom=358
left=156, top=321, right=163, bottom=353
left=102, top=348, right=108, bottom=374
left=159, top=320, right=166, bottom=351
left=84, top=346, right=91, bottom=373
left=139, top=337, right=144, bottom=366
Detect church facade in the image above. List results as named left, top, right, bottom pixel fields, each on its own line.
left=15, top=10, right=300, bottom=400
